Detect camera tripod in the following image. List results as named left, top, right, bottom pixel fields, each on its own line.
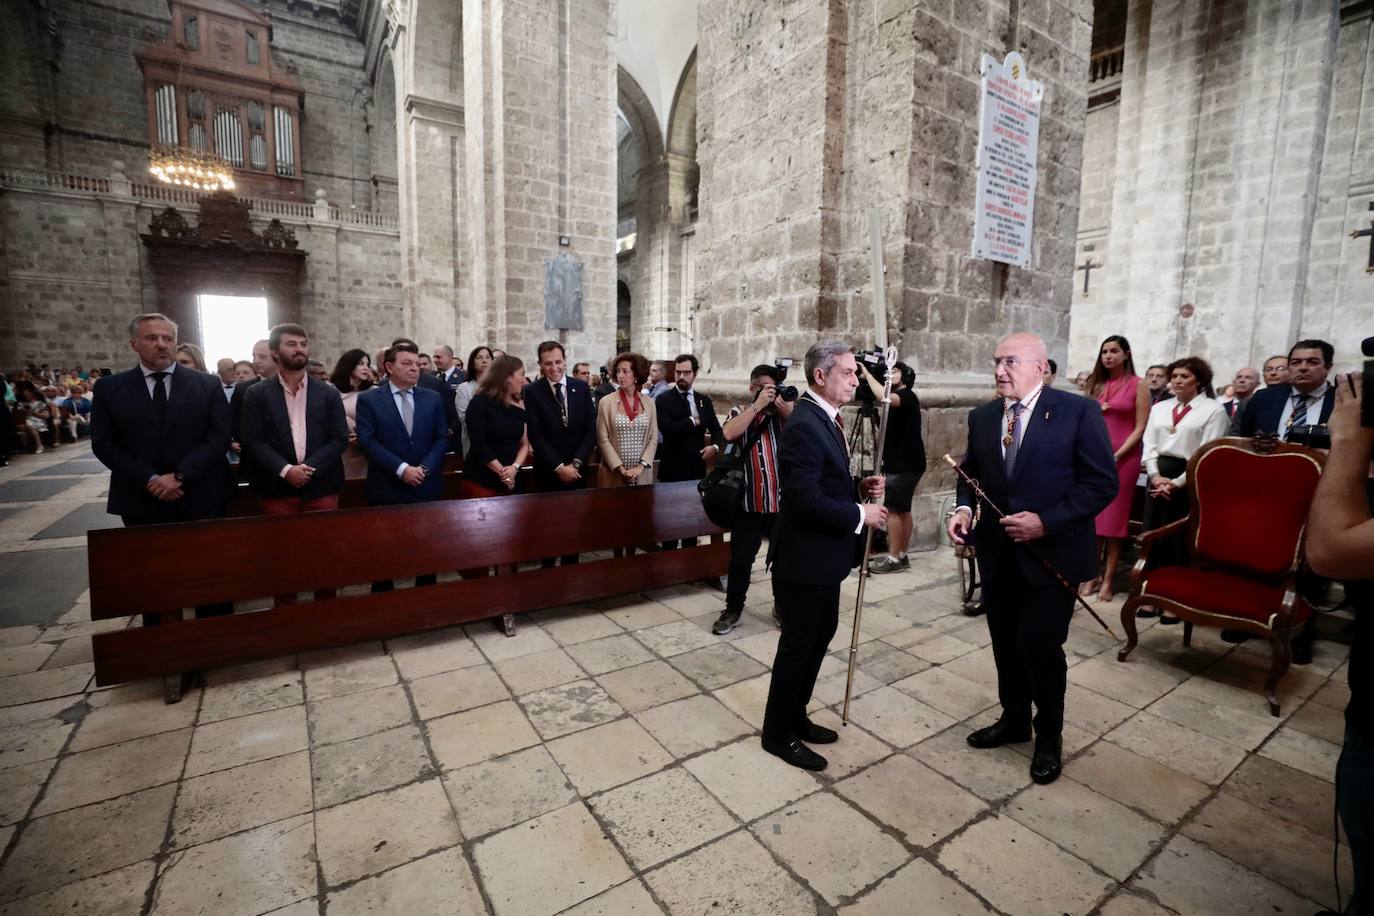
left=845, top=401, right=884, bottom=479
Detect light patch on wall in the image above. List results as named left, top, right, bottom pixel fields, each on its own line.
left=198, top=294, right=268, bottom=363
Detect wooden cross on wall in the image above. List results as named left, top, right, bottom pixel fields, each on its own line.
left=1351, top=201, right=1374, bottom=274
left=1076, top=257, right=1102, bottom=296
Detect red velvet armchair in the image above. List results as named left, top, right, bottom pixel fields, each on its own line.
left=1117, top=437, right=1325, bottom=715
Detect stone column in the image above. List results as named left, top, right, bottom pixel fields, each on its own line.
left=630, top=152, right=694, bottom=360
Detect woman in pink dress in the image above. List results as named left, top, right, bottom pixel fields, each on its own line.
left=1080, top=335, right=1151, bottom=601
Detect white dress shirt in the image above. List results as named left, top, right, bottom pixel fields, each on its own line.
left=388, top=381, right=416, bottom=478
left=140, top=361, right=176, bottom=399
left=801, top=391, right=865, bottom=535
left=954, top=383, right=1045, bottom=518
left=1142, top=394, right=1229, bottom=485
left=1276, top=381, right=1329, bottom=440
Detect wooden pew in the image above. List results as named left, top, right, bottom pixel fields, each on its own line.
left=87, top=482, right=726, bottom=694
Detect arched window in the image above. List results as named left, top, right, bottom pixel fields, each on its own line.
left=214, top=106, right=243, bottom=167
left=184, top=16, right=199, bottom=50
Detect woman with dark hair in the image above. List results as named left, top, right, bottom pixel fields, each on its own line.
left=462, top=355, right=530, bottom=498
left=1080, top=335, right=1151, bottom=601
left=330, top=349, right=375, bottom=441
left=1139, top=356, right=1229, bottom=622
left=175, top=343, right=207, bottom=372
left=454, top=346, right=495, bottom=456
left=596, top=352, right=658, bottom=488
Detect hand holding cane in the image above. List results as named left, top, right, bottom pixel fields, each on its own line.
left=942, top=454, right=1119, bottom=640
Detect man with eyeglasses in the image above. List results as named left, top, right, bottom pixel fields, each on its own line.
left=947, top=333, right=1117, bottom=786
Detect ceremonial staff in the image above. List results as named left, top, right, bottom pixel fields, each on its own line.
left=941, top=454, right=1120, bottom=640
left=841, top=345, right=899, bottom=725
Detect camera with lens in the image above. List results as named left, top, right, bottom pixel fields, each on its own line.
left=772, top=357, right=799, bottom=402
left=1287, top=424, right=1332, bottom=450
left=854, top=347, right=889, bottom=404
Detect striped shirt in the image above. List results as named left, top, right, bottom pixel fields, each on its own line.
left=726, top=406, right=782, bottom=514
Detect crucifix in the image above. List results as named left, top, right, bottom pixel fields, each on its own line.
left=1350, top=201, right=1374, bottom=274
left=1075, top=257, right=1102, bottom=296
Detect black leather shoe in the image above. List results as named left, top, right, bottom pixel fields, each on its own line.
left=762, top=738, right=828, bottom=771
left=966, top=719, right=1032, bottom=749
left=798, top=719, right=839, bottom=745
left=1030, top=737, right=1062, bottom=785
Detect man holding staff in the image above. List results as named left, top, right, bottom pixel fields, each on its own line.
left=947, top=333, right=1117, bottom=785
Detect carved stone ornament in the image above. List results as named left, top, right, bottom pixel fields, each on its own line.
left=148, top=206, right=193, bottom=238
left=260, top=218, right=298, bottom=250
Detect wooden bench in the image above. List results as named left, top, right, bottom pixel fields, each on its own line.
left=87, top=481, right=727, bottom=696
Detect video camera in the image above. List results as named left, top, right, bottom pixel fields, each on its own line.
left=854, top=347, right=889, bottom=405
left=1363, top=335, right=1374, bottom=429
left=771, top=358, right=800, bottom=403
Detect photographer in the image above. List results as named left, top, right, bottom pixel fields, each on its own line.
left=859, top=360, right=926, bottom=573
left=1307, top=369, right=1372, bottom=916
left=710, top=365, right=795, bottom=635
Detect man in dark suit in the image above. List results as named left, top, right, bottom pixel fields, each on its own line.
left=656, top=354, right=725, bottom=549
left=524, top=340, right=596, bottom=565
left=91, top=313, right=233, bottom=625
left=229, top=338, right=275, bottom=456
left=435, top=344, right=465, bottom=387
left=395, top=337, right=460, bottom=435
left=1237, top=339, right=1336, bottom=442
left=762, top=341, right=887, bottom=771
left=948, top=332, right=1117, bottom=785
left=356, top=340, right=449, bottom=590
left=239, top=323, right=349, bottom=603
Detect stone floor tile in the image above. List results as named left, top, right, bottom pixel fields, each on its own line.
left=845, top=685, right=957, bottom=749
left=730, top=630, right=780, bottom=666
left=546, top=718, right=672, bottom=796
left=519, top=679, right=624, bottom=740
left=590, top=768, right=736, bottom=869
left=307, top=683, right=412, bottom=746
left=34, top=726, right=190, bottom=815
left=1285, top=697, right=1347, bottom=744
left=856, top=645, right=931, bottom=684
left=0, top=626, right=43, bottom=648
left=836, top=754, right=985, bottom=848
left=1221, top=754, right=1338, bottom=838
left=0, top=758, right=51, bottom=825
left=752, top=791, right=910, bottom=906
left=185, top=705, right=308, bottom=778
left=38, top=637, right=92, bottom=671
left=566, top=633, right=655, bottom=675
left=426, top=700, right=541, bottom=772
left=656, top=586, right=725, bottom=617
left=472, top=802, right=632, bottom=916
left=539, top=608, right=624, bottom=646
left=302, top=654, right=398, bottom=701
left=327, top=847, right=486, bottom=916
left=465, top=622, right=559, bottom=663
left=908, top=729, right=1032, bottom=802
left=198, top=670, right=304, bottom=725
left=0, top=663, right=93, bottom=707
left=1095, top=891, right=1176, bottom=915
left=644, top=829, right=818, bottom=916
left=68, top=689, right=198, bottom=752
left=1063, top=739, right=1210, bottom=824
left=938, top=646, right=1001, bottom=687
left=386, top=627, right=486, bottom=680
left=1310, top=676, right=1351, bottom=711
left=200, top=656, right=296, bottom=686
left=1062, top=683, right=1137, bottom=736
left=0, top=643, right=55, bottom=677
left=892, top=667, right=999, bottom=720
left=667, top=643, right=766, bottom=690
left=1068, top=656, right=1188, bottom=707
left=0, top=719, right=73, bottom=770
left=1182, top=791, right=1351, bottom=907
left=810, top=665, right=884, bottom=707
left=0, top=859, right=155, bottom=916
left=559, top=879, right=661, bottom=916
left=1131, top=835, right=1322, bottom=915
left=599, top=599, right=682, bottom=631
left=0, top=696, right=76, bottom=730
left=441, top=744, right=576, bottom=839
left=1106, top=712, right=1247, bottom=785
left=803, top=708, right=895, bottom=777
left=493, top=646, right=586, bottom=696
left=711, top=672, right=773, bottom=729
left=1257, top=727, right=1342, bottom=782
left=631, top=619, right=719, bottom=657
left=152, top=814, right=315, bottom=916
left=311, top=723, right=432, bottom=808
left=1147, top=687, right=1282, bottom=751
left=901, top=634, right=979, bottom=666
left=684, top=737, right=820, bottom=820
left=633, top=694, right=753, bottom=759
left=836, top=858, right=991, bottom=915
left=315, top=779, right=461, bottom=887
left=595, top=660, right=699, bottom=713
left=409, top=664, right=510, bottom=720
left=171, top=751, right=312, bottom=849
left=1008, top=778, right=1168, bottom=881
left=939, top=815, right=1113, bottom=914
left=0, top=784, right=175, bottom=902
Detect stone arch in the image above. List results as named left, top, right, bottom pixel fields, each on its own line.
left=666, top=49, right=696, bottom=161
left=617, top=65, right=663, bottom=231
left=370, top=49, right=399, bottom=217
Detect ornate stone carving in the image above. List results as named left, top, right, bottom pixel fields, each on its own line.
left=148, top=206, right=193, bottom=239
left=260, top=219, right=298, bottom=250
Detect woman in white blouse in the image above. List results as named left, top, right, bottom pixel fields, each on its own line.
left=454, top=346, right=494, bottom=457
left=596, top=352, right=658, bottom=487
left=1139, top=356, right=1230, bottom=621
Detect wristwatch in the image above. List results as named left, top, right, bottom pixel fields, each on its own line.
left=640, top=460, right=651, bottom=469
left=173, top=472, right=185, bottom=482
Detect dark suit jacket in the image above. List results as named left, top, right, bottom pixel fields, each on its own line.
left=91, top=364, right=231, bottom=521
left=229, top=376, right=262, bottom=442
left=239, top=376, right=349, bottom=500
left=355, top=383, right=449, bottom=504
left=768, top=395, right=861, bottom=586
left=655, top=386, right=725, bottom=482
left=417, top=371, right=459, bottom=434
left=523, top=375, right=596, bottom=489
left=1237, top=383, right=1335, bottom=438
left=956, top=386, right=1118, bottom=586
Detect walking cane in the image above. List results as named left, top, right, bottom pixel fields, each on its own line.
left=841, top=345, right=899, bottom=725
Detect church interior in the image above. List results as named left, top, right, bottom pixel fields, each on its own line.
left=0, top=0, right=1369, bottom=912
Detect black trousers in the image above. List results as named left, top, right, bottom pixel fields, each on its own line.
left=122, top=513, right=233, bottom=626
left=762, top=576, right=839, bottom=744
left=725, top=511, right=776, bottom=614
left=983, top=552, right=1075, bottom=740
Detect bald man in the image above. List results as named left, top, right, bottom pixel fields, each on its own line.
left=1225, top=366, right=1260, bottom=435
left=948, top=333, right=1117, bottom=785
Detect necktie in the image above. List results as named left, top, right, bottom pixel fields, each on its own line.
left=554, top=381, right=568, bottom=427
left=150, top=371, right=168, bottom=424
left=1287, top=394, right=1308, bottom=433
left=1003, top=402, right=1025, bottom=478
left=399, top=389, right=414, bottom=436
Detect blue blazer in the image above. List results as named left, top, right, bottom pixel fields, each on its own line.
left=355, top=384, right=449, bottom=504
left=768, top=395, right=862, bottom=586
left=955, top=386, right=1118, bottom=586
left=1237, top=383, right=1335, bottom=438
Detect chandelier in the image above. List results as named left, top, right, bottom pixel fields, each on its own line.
left=148, top=145, right=235, bottom=192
